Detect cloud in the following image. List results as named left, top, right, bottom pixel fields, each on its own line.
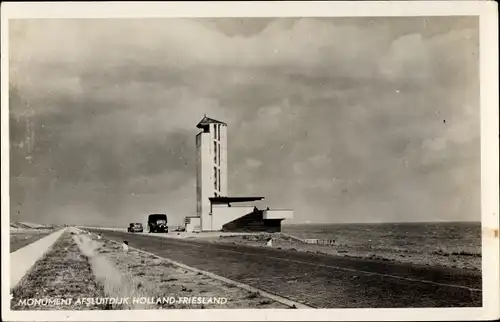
left=9, top=17, right=480, bottom=225
left=246, top=158, right=263, bottom=169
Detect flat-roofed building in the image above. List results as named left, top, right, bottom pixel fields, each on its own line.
left=191, top=116, right=292, bottom=232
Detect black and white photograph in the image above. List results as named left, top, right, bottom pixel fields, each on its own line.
left=1, top=1, right=498, bottom=321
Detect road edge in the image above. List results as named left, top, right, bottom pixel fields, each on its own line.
left=10, top=227, right=68, bottom=290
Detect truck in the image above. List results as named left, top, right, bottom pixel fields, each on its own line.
left=148, top=214, right=168, bottom=233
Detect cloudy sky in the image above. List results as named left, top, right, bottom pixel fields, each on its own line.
left=9, top=17, right=480, bottom=226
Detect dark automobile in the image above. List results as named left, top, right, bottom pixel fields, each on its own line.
left=148, top=214, right=168, bottom=233
left=127, top=223, right=143, bottom=233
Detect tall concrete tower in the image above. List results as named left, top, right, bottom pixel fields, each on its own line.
left=196, top=116, right=228, bottom=231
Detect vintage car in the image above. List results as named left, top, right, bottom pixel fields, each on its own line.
left=127, top=222, right=143, bottom=233
left=148, top=214, right=168, bottom=233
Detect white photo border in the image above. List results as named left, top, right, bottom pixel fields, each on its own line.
left=1, top=1, right=498, bottom=321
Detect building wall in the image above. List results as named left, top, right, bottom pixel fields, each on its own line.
left=263, top=209, right=294, bottom=220
left=196, top=133, right=202, bottom=216
left=219, top=125, right=228, bottom=197
left=221, top=209, right=284, bottom=233
left=185, top=217, right=201, bottom=232
left=211, top=205, right=255, bottom=231
left=197, top=131, right=213, bottom=231
left=210, top=123, right=228, bottom=198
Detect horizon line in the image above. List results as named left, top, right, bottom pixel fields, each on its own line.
left=284, top=220, right=482, bottom=225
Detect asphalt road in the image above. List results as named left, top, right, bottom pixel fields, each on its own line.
left=89, top=229, right=482, bottom=308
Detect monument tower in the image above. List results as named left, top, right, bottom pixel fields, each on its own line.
left=186, top=115, right=292, bottom=233
left=195, top=116, right=228, bottom=230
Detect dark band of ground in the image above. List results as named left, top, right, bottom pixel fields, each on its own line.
left=90, top=229, right=482, bottom=308
left=10, top=231, right=53, bottom=253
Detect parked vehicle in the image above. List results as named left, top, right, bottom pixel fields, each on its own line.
left=127, top=222, right=143, bottom=233
left=148, top=214, right=168, bottom=233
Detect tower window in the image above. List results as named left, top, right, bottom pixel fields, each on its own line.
left=214, top=166, right=217, bottom=190
left=217, top=125, right=221, bottom=141
left=214, top=142, right=217, bottom=164
left=218, top=169, right=221, bottom=191
left=214, top=125, right=218, bottom=141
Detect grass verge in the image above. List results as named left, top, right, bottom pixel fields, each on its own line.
left=11, top=231, right=107, bottom=310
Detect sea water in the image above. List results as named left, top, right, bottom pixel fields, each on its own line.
left=282, top=221, right=481, bottom=256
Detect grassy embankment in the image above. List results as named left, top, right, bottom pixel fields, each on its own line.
left=11, top=231, right=108, bottom=310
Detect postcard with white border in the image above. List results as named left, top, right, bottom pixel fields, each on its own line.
left=1, top=1, right=499, bottom=321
